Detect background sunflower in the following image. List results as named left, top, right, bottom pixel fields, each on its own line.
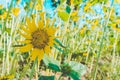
left=18, top=12, right=57, bottom=62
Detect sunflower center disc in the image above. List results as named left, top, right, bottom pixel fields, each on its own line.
left=31, top=29, right=49, bottom=49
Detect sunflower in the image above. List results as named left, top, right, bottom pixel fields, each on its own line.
left=0, top=74, right=14, bottom=80
left=12, top=7, right=20, bottom=17
left=18, top=12, right=57, bottom=62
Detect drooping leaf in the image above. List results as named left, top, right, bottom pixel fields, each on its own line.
left=60, top=62, right=81, bottom=80
left=60, top=63, right=72, bottom=75
left=54, top=44, right=64, bottom=53
left=69, top=70, right=80, bottom=80
left=43, top=54, right=60, bottom=67
left=69, top=61, right=87, bottom=76
left=43, top=55, right=61, bottom=72
left=48, top=63, right=61, bottom=72
left=54, top=38, right=65, bottom=48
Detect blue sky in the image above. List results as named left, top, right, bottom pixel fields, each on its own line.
left=0, top=0, right=120, bottom=16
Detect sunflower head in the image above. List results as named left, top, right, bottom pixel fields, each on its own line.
left=18, top=12, right=57, bottom=62
left=31, top=29, right=49, bottom=49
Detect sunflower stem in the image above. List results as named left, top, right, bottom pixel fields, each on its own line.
left=112, top=31, right=118, bottom=72
left=3, top=0, right=13, bottom=33
left=92, top=4, right=114, bottom=80
left=58, top=74, right=63, bottom=80
left=30, top=57, right=38, bottom=80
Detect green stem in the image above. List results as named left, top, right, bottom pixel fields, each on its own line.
left=30, top=57, right=38, bottom=80
left=3, top=0, right=13, bottom=33
left=19, top=63, right=30, bottom=80
left=93, top=5, right=114, bottom=80
left=58, top=74, right=63, bottom=80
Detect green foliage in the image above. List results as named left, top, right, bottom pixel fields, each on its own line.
left=43, top=55, right=87, bottom=80
left=30, top=57, right=38, bottom=80
left=1, top=0, right=120, bottom=80
left=54, top=38, right=65, bottom=48
left=48, top=63, right=61, bottom=72
left=43, top=54, right=60, bottom=67
left=0, top=9, right=3, bottom=15
left=69, top=70, right=80, bottom=80
left=58, top=11, right=69, bottom=21
left=39, top=76, right=55, bottom=80
left=54, top=44, right=64, bottom=53
left=69, top=61, right=87, bottom=76
left=66, top=6, right=71, bottom=14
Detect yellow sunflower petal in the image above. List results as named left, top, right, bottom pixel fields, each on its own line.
left=38, top=50, right=44, bottom=62
left=116, top=28, right=120, bottom=32
left=71, top=11, right=78, bottom=16
left=12, top=7, right=20, bottom=17
left=44, top=45, right=51, bottom=55
left=46, top=18, right=50, bottom=27
left=48, top=37, right=54, bottom=46
left=32, top=18, right=37, bottom=28
left=38, top=21, right=44, bottom=29
left=116, top=19, right=120, bottom=24
left=19, top=44, right=33, bottom=52
left=17, top=40, right=31, bottom=44
left=26, top=18, right=37, bottom=32
left=47, top=27, right=56, bottom=35
left=30, top=48, right=44, bottom=61
left=18, top=31, right=32, bottom=39
left=21, top=26, right=31, bottom=34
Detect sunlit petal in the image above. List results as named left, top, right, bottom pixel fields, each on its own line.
left=30, top=48, right=44, bottom=61
left=19, top=44, right=33, bottom=52
left=18, top=31, right=32, bottom=39
left=44, top=45, right=51, bottom=55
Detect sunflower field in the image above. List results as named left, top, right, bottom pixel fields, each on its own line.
left=0, top=0, right=120, bottom=80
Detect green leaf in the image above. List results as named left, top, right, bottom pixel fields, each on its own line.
left=66, top=6, right=71, bottom=14
left=43, top=55, right=61, bottom=71
left=69, top=61, right=87, bottom=76
left=43, top=54, right=60, bottom=67
left=54, top=44, right=64, bottom=53
left=0, top=9, right=3, bottom=15
left=69, top=70, right=80, bottom=80
left=0, top=24, right=2, bottom=29
left=39, top=76, right=55, bottom=80
left=48, top=63, right=61, bottom=72
left=58, top=11, right=69, bottom=21
left=43, top=54, right=59, bottom=66
left=54, top=38, right=65, bottom=48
